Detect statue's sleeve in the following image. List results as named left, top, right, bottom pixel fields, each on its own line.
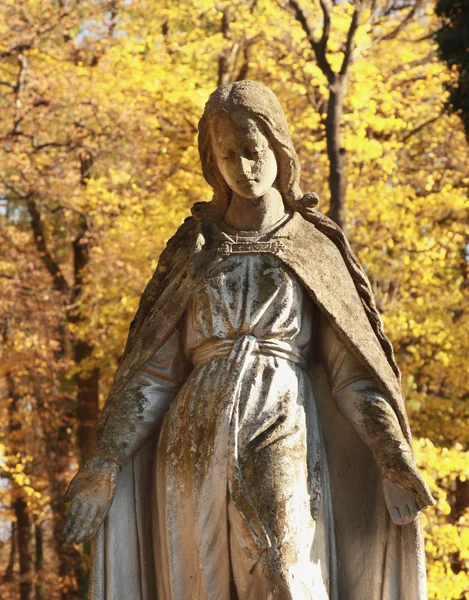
left=318, top=312, right=416, bottom=480
left=94, top=329, right=191, bottom=469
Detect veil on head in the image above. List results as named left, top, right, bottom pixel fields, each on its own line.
left=193, top=80, right=318, bottom=222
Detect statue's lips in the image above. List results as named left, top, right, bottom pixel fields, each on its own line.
left=238, top=178, right=258, bottom=185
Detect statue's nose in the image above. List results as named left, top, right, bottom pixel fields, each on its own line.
left=240, top=155, right=254, bottom=173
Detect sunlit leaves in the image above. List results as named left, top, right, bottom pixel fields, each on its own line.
left=0, top=1, right=468, bottom=597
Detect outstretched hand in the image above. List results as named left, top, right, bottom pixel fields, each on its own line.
left=63, top=455, right=119, bottom=543
left=383, top=480, right=421, bottom=525
left=383, top=478, right=434, bottom=526
left=378, top=444, right=435, bottom=526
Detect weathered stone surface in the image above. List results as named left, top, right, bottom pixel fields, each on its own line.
left=64, top=81, right=434, bottom=600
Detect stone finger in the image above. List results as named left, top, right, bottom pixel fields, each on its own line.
left=400, top=504, right=411, bottom=518
left=88, top=506, right=106, bottom=538
left=69, top=504, right=92, bottom=542
left=74, top=505, right=98, bottom=544
left=391, top=507, right=401, bottom=522
left=63, top=478, right=79, bottom=503
left=93, top=502, right=112, bottom=533
left=402, top=512, right=417, bottom=525
left=63, top=497, right=83, bottom=539
left=65, top=501, right=90, bottom=542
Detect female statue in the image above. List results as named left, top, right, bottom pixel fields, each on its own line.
left=63, top=81, right=434, bottom=599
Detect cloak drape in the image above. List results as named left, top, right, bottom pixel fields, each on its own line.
left=90, top=211, right=428, bottom=599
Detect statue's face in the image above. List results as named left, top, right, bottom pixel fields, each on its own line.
left=210, top=113, right=278, bottom=200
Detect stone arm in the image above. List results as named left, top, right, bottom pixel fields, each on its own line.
left=319, top=314, right=434, bottom=525
left=63, top=330, right=191, bottom=543
left=94, top=330, right=191, bottom=468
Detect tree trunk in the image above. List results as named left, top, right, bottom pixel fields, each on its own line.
left=50, top=506, right=84, bottom=600
left=17, top=70, right=99, bottom=600
left=325, top=78, right=347, bottom=232
left=43, top=404, right=84, bottom=600
left=3, top=522, right=16, bottom=582
left=7, top=372, right=33, bottom=600
left=14, top=497, right=33, bottom=600
left=449, top=477, right=469, bottom=574
left=25, top=175, right=100, bottom=466
left=287, top=0, right=364, bottom=234
left=34, top=524, right=45, bottom=600
left=74, top=343, right=99, bottom=463
left=71, top=214, right=99, bottom=464
left=71, top=155, right=100, bottom=464
left=30, top=376, right=85, bottom=598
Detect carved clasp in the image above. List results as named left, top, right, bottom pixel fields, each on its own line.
left=217, top=241, right=285, bottom=255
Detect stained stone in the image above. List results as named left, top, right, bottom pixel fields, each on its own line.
left=64, top=81, right=434, bottom=600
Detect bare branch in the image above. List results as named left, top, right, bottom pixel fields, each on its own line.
left=183, top=115, right=198, bottom=134
left=386, top=54, right=435, bottom=77
left=288, top=0, right=335, bottom=84
left=106, top=0, right=119, bottom=38
left=340, top=5, right=363, bottom=76
left=31, top=140, right=71, bottom=151
left=287, top=0, right=316, bottom=44
left=371, top=1, right=416, bottom=27
left=398, top=29, right=441, bottom=44
left=44, top=203, right=87, bottom=217
left=374, top=2, right=421, bottom=42
left=234, top=33, right=261, bottom=81
left=218, top=8, right=232, bottom=86
left=235, top=42, right=252, bottom=81
left=0, top=45, right=32, bottom=58
left=400, top=112, right=443, bottom=142
left=319, top=0, right=333, bottom=50
left=23, top=194, right=70, bottom=294
left=389, top=75, right=426, bottom=92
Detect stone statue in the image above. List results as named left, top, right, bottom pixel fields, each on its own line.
left=63, top=81, right=435, bottom=599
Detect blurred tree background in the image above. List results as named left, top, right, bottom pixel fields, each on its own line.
left=435, top=0, right=469, bottom=142
left=0, top=0, right=468, bottom=598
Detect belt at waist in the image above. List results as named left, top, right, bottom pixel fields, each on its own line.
left=191, top=335, right=307, bottom=369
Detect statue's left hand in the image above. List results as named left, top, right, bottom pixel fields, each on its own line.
left=62, top=454, right=119, bottom=543
left=383, top=479, right=428, bottom=525
left=378, top=444, right=435, bottom=526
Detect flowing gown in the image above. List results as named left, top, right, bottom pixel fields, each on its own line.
left=92, top=217, right=405, bottom=600
left=149, top=220, right=336, bottom=599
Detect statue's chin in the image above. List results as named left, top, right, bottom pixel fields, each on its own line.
left=232, top=184, right=270, bottom=201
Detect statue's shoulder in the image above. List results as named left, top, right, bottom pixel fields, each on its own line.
left=157, top=216, right=200, bottom=274
left=281, top=210, right=346, bottom=268
left=125, top=216, right=199, bottom=351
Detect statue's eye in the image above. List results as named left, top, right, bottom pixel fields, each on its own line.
left=242, top=144, right=260, bottom=160
left=222, top=149, right=235, bottom=161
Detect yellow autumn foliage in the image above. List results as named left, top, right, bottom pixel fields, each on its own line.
left=0, top=0, right=468, bottom=598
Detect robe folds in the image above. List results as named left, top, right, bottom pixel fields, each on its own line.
left=90, top=211, right=428, bottom=599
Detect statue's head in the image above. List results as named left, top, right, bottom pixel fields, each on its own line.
left=194, top=80, right=316, bottom=221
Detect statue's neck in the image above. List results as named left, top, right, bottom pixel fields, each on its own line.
left=222, top=187, right=287, bottom=232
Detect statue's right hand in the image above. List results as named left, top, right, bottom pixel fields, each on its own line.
left=63, top=454, right=120, bottom=543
